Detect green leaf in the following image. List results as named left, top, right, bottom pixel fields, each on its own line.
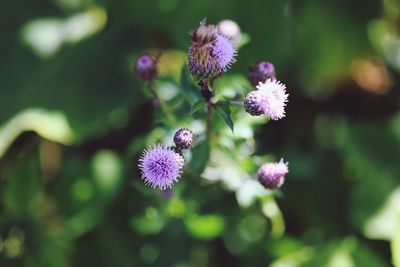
left=190, top=100, right=206, bottom=115
left=0, top=108, right=74, bottom=159
left=3, top=148, right=41, bottom=212
left=190, top=138, right=210, bottom=175
left=180, top=65, right=201, bottom=104
left=215, top=102, right=234, bottom=133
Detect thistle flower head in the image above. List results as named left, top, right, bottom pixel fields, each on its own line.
left=174, top=128, right=195, bottom=149
left=134, top=55, right=157, bottom=81
left=244, top=79, right=288, bottom=120
left=249, top=61, right=276, bottom=86
left=257, top=158, right=289, bottom=189
left=217, top=19, right=241, bottom=40
left=188, top=20, right=236, bottom=80
left=138, top=144, right=184, bottom=190
left=243, top=89, right=266, bottom=116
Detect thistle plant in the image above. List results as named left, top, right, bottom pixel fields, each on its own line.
left=135, top=19, right=291, bottom=217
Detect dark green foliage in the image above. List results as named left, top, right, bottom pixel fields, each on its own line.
left=190, top=100, right=206, bottom=115
left=189, top=139, right=210, bottom=175
left=214, top=102, right=234, bottom=133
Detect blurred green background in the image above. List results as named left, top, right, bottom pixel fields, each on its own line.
left=1, top=0, right=400, bottom=266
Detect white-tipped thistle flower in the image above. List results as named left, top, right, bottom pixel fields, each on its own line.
left=257, top=158, right=289, bottom=189
left=244, top=78, right=288, bottom=120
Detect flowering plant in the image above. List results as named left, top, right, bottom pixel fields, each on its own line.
left=135, top=19, right=290, bottom=227
left=2, top=2, right=399, bottom=265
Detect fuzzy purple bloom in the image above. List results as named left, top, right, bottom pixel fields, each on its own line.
left=243, top=78, right=288, bottom=120
left=249, top=61, right=276, bottom=86
left=138, top=144, right=184, bottom=190
left=212, top=34, right=236, bottom=70
left=174, top=128, right=195, bottom=149
left=134, top=55, right=157, bottom=81
left=257, top=158, right=289, bottom=189
left=188, top=20, right=236, bottom=80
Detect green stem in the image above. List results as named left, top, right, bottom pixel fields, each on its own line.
left=199, top=80, right=214, bottom=138
left=229, top=100, right=244, bottom=106
left=148, top=81, right=175, bottom=123
left=148, top=81, right=160, bottom=102
left=206, top=101, right=213, bottom=137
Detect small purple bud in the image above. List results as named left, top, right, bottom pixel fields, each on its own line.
left=217, top=20, right=241, bottom=40
left=257, top=158, right=288, bottom=189
left=134, top=55, right=157, bottom=81
left=249, top=61, right=276, bottom=86
left=173, top=128, right=195, bottom=149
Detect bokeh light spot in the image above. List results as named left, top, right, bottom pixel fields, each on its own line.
left=71, top=178, right=94, bottom=202
left=92, top=150, right=123, bottom=195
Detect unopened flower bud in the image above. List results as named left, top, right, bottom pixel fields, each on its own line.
left=257, top=159, right=288, bottom=189
left=217, top=19, right=241, bottom=40
left=173, top=128, right=195, bottom=149
left=134, top=55, right=157, bottom=81
left=249, top=61, right=276, bottom=86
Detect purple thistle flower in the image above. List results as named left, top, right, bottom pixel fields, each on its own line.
left=188, top=20, right=236, bottom=80
left=257, top=158, right=289, bottom=189
left=174, top=128, right=195, bottom=149
left=249, top=61, right=276, bottom=86
left=134, top=55, right=157, bottom=81
left=243, top=78, right=288, bottom=120
left=138, top=144, right=184, bottom=190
